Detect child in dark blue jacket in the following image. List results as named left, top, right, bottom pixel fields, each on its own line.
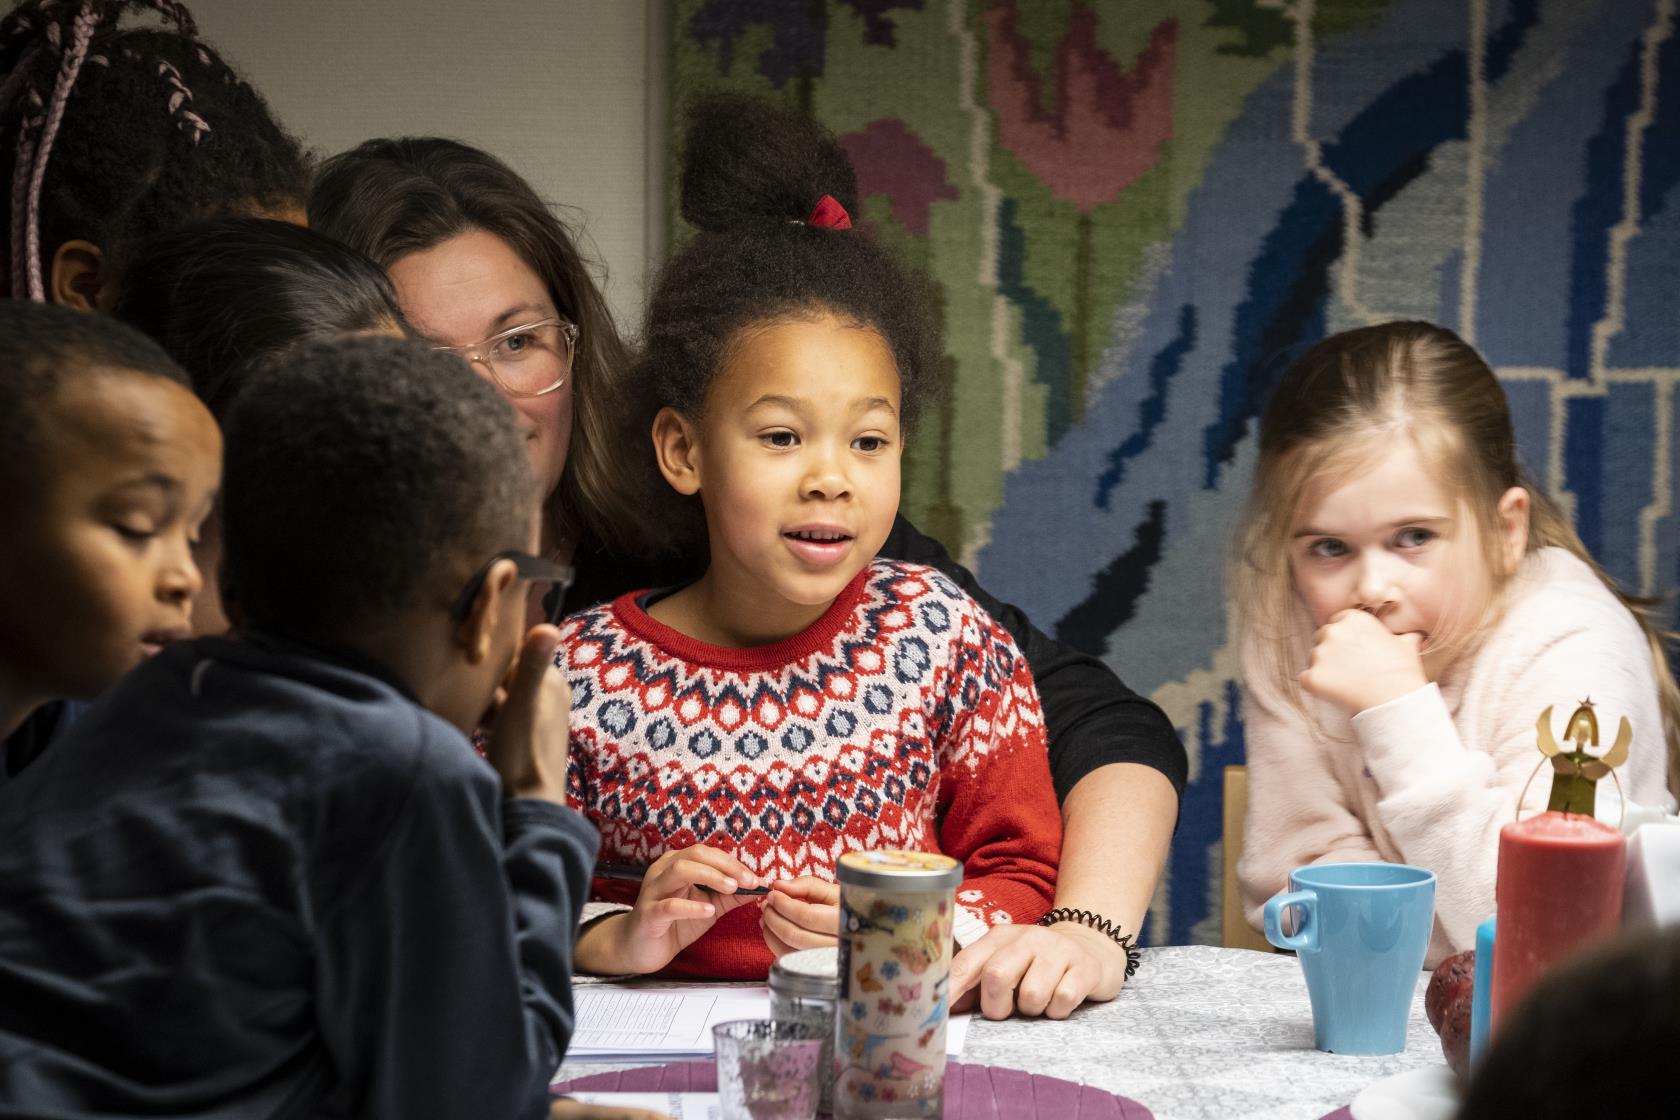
left=0, top=336, right=596, bottom=1119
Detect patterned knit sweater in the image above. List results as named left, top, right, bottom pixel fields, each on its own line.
left=561, top=559, right=1062, bottom=980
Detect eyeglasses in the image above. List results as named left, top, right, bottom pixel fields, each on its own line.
left=449, top=549, right=575, bottom=625
left=433, top=317, right=579, bottom=398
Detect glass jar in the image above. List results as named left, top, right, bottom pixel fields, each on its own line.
left=770, top=946, right=838, bottom=1115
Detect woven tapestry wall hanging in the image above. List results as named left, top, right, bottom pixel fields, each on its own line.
left=669, top=0, right=1680, bottom=945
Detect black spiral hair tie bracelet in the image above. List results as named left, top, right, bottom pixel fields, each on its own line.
left=1037, top=907, right=1142, bottom=979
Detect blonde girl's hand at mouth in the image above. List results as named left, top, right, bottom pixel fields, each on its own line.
left=1299, top=608, right=1429, bottom=715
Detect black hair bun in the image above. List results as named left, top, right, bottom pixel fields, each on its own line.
left=678, top=92, right=859, bottom=234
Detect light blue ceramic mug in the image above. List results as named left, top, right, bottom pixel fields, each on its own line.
left=1263, top=862, right=1436, bottom=1055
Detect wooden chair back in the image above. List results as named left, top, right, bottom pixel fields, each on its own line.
left=1222, top=764, right=1276, bottom=952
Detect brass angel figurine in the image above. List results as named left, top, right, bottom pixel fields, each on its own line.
left=1532, top=698, right=1631, bottom=816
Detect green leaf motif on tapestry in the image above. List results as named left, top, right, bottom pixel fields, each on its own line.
left=1204, top=0, right=1389, bottom=58
left=1204, top=0, right=1293, bottom=58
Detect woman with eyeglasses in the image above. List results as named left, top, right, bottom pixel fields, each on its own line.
left=309, top=137, right=1187, bottom=1022
left=310, top=139, right=642, bottom=598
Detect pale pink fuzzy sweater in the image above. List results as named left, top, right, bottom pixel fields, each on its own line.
left=1238, top=547, right=1675, bottom=967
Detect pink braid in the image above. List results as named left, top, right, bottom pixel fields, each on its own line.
left=156, top=58, right=208, bottom=144
left=3, top=11, right=56, bottom=296
left=10, top=87, right=43, bottom=299
left=10, top=148, right=29, bottom=297
left=21, top=3, right=98, bottom=301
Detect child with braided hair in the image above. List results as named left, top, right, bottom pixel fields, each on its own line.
left=0, top=0, right=308, bottom=308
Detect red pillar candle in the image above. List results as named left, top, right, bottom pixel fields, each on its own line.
left=1490, top=811, right=1626, bottom=1027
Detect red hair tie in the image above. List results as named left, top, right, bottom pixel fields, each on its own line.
left=807, top=194, right=852, bottom=230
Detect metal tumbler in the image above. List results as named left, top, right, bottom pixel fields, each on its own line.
left=833, top=850, right=961, bottom=1119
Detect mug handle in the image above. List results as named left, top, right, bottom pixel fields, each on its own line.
left=1263, top=889, right=1318, bottom=952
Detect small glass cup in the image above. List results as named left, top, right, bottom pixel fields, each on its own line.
left=770, top=946, right=838, bottom=1115
left=712, top=1018, right=826, bottom=1120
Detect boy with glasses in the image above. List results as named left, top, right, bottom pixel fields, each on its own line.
left=0, top=337, right=595, bottom=1119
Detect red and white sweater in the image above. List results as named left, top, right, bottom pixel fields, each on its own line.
left=561, top=559, right=1062, bottom=979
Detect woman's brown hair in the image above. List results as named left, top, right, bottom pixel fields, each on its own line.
left=308, top=137, right=646, bottom=555
left=1234, top=320, right=1680, bottom=786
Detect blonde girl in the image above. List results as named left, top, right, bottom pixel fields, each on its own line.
left=1235, top=320, right=1677, bottom=965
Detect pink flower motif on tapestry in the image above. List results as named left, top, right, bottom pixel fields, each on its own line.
left=983, top=3, right=1176, bottom=214
left=838, top=118, right=959, bottom=237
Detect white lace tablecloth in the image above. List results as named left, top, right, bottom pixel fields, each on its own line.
left=556, top=944, right=1445, bottom=1120
left=958, top=944, right=1440, bottom=1120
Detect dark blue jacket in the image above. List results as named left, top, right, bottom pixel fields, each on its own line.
left=0, top=633, right=597, bottom=1119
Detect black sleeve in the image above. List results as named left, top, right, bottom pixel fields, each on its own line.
left=879, top=515, right=1187, bottom=802
left=556, top=533, right=697, bottom=617
left=313, top=746, right=600, bottom=1120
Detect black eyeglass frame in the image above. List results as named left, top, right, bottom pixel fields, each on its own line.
left=448, top=549, right=574, bottom=625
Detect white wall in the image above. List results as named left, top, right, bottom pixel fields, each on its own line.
left=186, top=0, right=662, bottom=329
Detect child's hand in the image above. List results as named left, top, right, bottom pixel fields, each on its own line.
left=483, top=625, right=570, bottom=802
left=1299, top=608, right=1428, bottom=714
left=759, top=876, right=839, bottom=958
left=595, top=846, right=763, bottom=974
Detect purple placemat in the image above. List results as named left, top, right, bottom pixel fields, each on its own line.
left=552, top=1059, right=1155, bottom=1118
left=1317, top=1109, right=1354, bottom=1120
